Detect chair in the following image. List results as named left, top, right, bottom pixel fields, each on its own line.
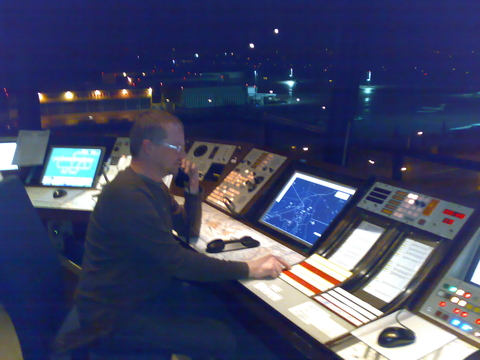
left=0, top=176, right=174, bottom=360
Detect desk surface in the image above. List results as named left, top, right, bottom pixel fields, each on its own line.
left=25, top=186, right=476, bottom=359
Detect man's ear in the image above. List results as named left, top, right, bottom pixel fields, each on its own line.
left=142, top=139, right=153, bottom=156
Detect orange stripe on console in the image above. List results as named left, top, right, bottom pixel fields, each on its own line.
left=301, top=261, right=342, bottom=286
left=283, top=270, right=320, bottom=294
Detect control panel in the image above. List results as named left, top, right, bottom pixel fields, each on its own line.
left=186, top=141, right=237, bottom=181
left=421, top=276, right=480, bottom=343
left=206, top=148, right=287, bottom=214
left=358, top=182, right=474, bottom=239
left=101, top=137, right=131, bottom=184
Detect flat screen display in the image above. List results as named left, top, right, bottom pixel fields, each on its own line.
left=40, top=146, right=105, bottom=188
left=465, top=245, right=480, bottom=287
left=0, top=142, right=18, bottom=171
left=259, top=171, right=357, bottom=247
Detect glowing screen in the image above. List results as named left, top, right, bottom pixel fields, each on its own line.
left=41, top=146, right=104, bottom=188
left=260, top=171, right=356, bottom=247
left=0, top=142, right=18, bottom=171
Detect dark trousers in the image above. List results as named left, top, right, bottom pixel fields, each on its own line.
left=108, top=280, right=279, bottom=360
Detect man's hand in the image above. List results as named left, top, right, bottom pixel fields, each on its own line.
left=182, top=159, right=199, bottom=194
left=247, top=255, right=291, bottom=279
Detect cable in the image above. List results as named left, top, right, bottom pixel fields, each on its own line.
left=395, top=309, right=414, bottom=332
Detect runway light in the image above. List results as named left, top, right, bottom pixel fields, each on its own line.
left=417, top=131, right=423, bottom=135
left=296, top=98, right=300, bottom=101
left=123, top=72, right=127, bottom=77
left=322, top=106, right=326, bottom=109
left=401, top=167, right=407, bottom=172
left=208, top=99, right=212, bottom=103
left=249, top=43, right=255, bottom=49
left=368, top=160, right=375, bottom=164
left=274, top=29, right=279, bottom=34
left=303, top=147, right=309, bottom=151
left=269, top=90, right=273, bottom=94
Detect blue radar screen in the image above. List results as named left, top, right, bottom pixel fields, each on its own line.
left=261, top=174, right=354, bottom=246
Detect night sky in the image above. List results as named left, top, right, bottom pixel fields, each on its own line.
left=1, top=0, right=480, bottom=81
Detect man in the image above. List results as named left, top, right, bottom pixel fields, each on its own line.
left=75, top=110, right=290, bottom=359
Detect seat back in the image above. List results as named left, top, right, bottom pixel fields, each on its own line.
left=0, top=176, right=69, bottom=360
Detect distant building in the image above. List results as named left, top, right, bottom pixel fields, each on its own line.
left=154, top=84, right=248, bottom=111
left=38, top=88, right=152, bottom=128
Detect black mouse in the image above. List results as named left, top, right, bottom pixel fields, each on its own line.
left=53, top=189, right=68, bottom=199
left=464, top=350, right=480, bottom=360
left=377, top=326, right=416, bottom=348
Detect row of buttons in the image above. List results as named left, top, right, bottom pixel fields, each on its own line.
left=434, top=310, right=480, bottom=336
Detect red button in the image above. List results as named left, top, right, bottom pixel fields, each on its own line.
left=439, top=301, right=447, bottom=307
left=461, top=312, right=469, bottom=317
left=454, top=308, right=461, bottom=314
left=465, top=293, right=472, bottom=299
left=475, top=319, right=480, bottom=325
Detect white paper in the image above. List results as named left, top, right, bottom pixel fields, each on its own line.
left=13, top=130, right=50, bottom=166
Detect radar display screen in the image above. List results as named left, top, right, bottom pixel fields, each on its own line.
left=41, top=146, right=105, bottom=188
left=259, top=171, right=356, bottom=247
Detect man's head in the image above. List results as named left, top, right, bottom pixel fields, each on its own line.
left=129, top=110, right=186, bottom=178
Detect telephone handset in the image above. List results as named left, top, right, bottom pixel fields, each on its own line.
left=175, top=167, right=190, bottom=188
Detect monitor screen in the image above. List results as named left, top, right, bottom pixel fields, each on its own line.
left=40, top=146, right=105, bottom=188
left=259, top=171, right=357, bottom=247
left=0, top=142, right=18, bottom=171
left=465, top=245, right=480, bottom=287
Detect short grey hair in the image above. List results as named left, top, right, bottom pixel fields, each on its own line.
left=129, top=110, right=183, bottom=157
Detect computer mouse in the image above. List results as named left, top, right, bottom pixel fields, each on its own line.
left=377, top=326, right=416, bottom=348
left=206, top=239, right=225, bottom=253
left=464, top=350, right=480, bottom=360
left=53, top=189, right=68, bottom=199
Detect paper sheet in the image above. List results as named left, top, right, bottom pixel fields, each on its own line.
left=13, top=130, right=50, bottom=166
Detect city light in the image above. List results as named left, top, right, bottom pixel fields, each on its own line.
left=417, top=131, right=423, bottom=135
left=38, top=93, right=44, bottom=101
left=121, top=89, right=128, bottom=95
left=401, top=167, right=407, bottom=171
left=249, top=43, right=255, bottom=49
left=94, top=90, right=101, bottom=96
left=64, top=91, right=74, bottom=100
left=303, top=147, right=309, bottom=151
left=368, top=160, right=375, bottom=164
left=274, top=29, right=279, bottom=34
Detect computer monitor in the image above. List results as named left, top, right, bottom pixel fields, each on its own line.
left=259, top=171, right=357, bottom=247
left=0, top=141, right=18, bottom=171
left=465, top=244, right=480, bottom=288
left=40, top=146, right=105, bottom=188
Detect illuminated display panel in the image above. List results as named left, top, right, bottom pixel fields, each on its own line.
left=328, top=221, right=385, bottom=271
left=40, top=146, right=105, bottom=188
left=0, top=142, right=18, bottom=171
left=363, top=238, right=434, bottom=303
left=259, top=171, right=356, bottom=247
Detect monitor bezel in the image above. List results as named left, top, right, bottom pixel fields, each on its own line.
left=254, top=163, right=360, bottom=252
left=39, top=145, right=106, bottom=189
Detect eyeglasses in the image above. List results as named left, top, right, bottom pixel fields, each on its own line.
left=151, top=140, right=184, bottom=153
